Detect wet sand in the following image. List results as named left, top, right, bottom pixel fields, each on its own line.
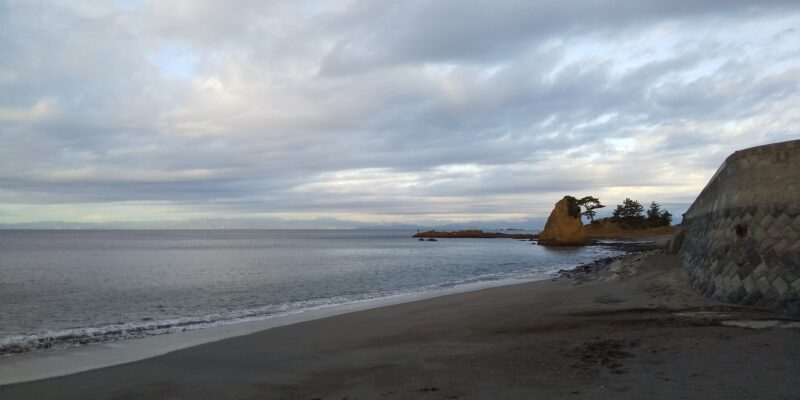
left=2, top=252, right=799, bottom=399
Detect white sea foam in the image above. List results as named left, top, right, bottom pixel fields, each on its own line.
left=0, top=265, right=580, bottom=357
left=0, top=230, right=625, bottom=363
left=0, top=268, right=587, bottom=385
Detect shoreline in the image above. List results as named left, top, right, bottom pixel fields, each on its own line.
left=0, top=270, right=569, bottom=385
left=0, top=239, right=639, bottom=368
left=0, top=239, right=653, bottom=385
left=5, top=239, right=798, bottom=399
left=0, top=272, right=558, bottom=358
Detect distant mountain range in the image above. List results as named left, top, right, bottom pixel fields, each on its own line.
left=0, top=217, right=549, bottom=231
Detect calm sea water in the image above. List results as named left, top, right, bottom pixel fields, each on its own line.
left=0, top=229, right=621, bottom=355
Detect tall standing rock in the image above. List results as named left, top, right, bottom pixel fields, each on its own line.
left=538, top=196, right=588, bottom=246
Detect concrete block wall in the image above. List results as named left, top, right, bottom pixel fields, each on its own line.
left=680, top=139, right=800, bottom=315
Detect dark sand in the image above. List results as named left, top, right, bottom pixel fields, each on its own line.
left=2, top=252, right=799, bottom=399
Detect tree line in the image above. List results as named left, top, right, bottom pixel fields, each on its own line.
left=567, top=196, right=673, bottom=228
left=610, top=198, right=672, bottom=228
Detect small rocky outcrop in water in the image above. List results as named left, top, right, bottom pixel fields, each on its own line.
left=413, top=230, right=538, bottom=240
left=538, top=196, right=589, bottom=246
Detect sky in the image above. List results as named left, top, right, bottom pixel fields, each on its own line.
left=0, top=0, right=799, bottom=227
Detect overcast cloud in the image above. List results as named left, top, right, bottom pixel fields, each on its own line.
left=0, top=0, right=798, bottom=225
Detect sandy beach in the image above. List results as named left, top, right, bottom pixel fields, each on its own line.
left=2, top=249, right=799, bottom=399
left=2, top=1, right=798, bottom=398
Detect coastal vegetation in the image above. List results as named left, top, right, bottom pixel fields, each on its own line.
left=583, top=221, right=676, bottom=239
left=564, top=195, right=605, bottom=222
left=580, top=197, right=675, bottom=239
left=413, top=196, right=675, bottom=242
left=578, top=196, right=605, bottom=222
left=605, top=198, right=673, bottom=229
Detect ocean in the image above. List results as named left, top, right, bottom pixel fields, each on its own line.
left=0, top=229, right=622, bottom=356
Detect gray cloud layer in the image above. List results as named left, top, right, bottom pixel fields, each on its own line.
left=1, top=0, right=798, bottom=224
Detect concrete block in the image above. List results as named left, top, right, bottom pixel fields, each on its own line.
left=753, top=207, right=767, bottom=225
left=791, top=215, right=800, bottom=232
left=782, top=269, right=799, bottom=285
left=733, top=252, right=747, bottom=268
left=731, top=274, right=742, bottom=291
left=710, top=260, right=722, bottom=274
left=738, top=257, right=757, bottom=276
left=772, top=240, right=789, bottom=255
left=767, top=222, right=784, bottom=239
left=745, top=249, right=762, bottom=269
left=773, top=277, right=790, bottom=297
left=704, top=281, right=717, bottom=297
left=760, top=214, right=776, bottom=231
left=763, top=249, right=781, bottom=268
left=775, top=213, right=792, bottom=228
left=753, top=261, right=769, bottom=278
left=783, top=226, right=799, bottom=243
left=751, top=226, right=767, bottom=242
left=723, top=261, right=737, bottom=278
left=757, top=276, right=772, bottom=294
left=715, top=276, right=725, bottom=292
left=786, top=203, right=800, bottom=217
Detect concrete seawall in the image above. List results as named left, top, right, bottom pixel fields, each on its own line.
left=680, top=139, right=800, bottom=315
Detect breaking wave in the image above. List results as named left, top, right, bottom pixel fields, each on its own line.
left=0, top=266, right=576, bottom=356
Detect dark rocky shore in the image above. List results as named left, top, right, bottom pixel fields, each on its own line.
left=557, top=239, right=671, bottom=279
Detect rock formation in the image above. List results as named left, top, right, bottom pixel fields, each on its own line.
left=538, top=196, right=589, bottom=246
